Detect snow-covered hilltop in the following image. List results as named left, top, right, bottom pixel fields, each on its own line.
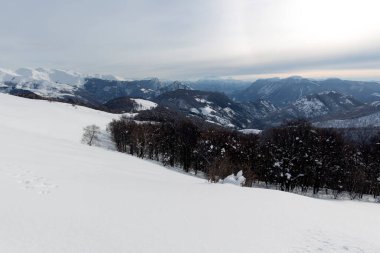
left=0, top=68, right=79, bottom=97
left=0, top=67, right=124, bottom=98
left=0, top=67, right=83, bottom=86
left=0, top=67, right=124, bottom=86
left=1, top=93, right=380, bottom=253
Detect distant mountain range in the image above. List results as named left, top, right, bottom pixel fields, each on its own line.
left=233, top=76, right=380, bottom=106
left=2, top=67, right=380, bottom=129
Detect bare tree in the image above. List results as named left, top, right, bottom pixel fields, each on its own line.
left=81, top=125, right=101, bottom=146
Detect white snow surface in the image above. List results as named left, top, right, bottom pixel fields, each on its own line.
left=1, top=93, right=380, bottom=253
left=190, top=107, right=200, bottom=114
left=239, top=128, right=262, bottom=134
left=131, top=98, right=158, bottom=111
left=200, top=105, right=216, bottom=116
left=223, top=171, right=246, bottom=186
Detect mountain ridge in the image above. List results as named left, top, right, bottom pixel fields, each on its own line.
left=3, top=67, right=380, bottom=129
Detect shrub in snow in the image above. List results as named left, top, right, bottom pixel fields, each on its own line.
left=223, top=170, right=246, bottom=186
left=81, top=124, right=101, bottom=146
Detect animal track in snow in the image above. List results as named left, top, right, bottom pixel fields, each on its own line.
left=292, top=229, right=371, bottom=253
left=18, top=176, right=58, bottom=194
left=0, top=162, right=58, bottom=194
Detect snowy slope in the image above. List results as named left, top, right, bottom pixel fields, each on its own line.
left=0, top=93, right=380, bottom=253
left=131, top=98, right=158, bottom=111
left=155, top=89, right=253, bottom=128
left=239, top=128, right=262, bottom=134
left=260, top=91, right=365, bottom=126
left=285, top=91, right=362, bottom=119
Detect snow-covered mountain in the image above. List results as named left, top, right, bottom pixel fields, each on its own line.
left=233, top=76, right=323, bottom=106
left=81, top=77, right=165, bottom=103
left=261, top=91, right=366, bottom=126
left=159, top=80, right=192, bottom=93
left=83, top=89, right=273, bottom=129
left=314, top=100, right=380, bottom=128
left=1, top=93, right=380, bottom=253
left=290, top=91, right=361, bottom=118
left=291, top=91, right=362, bottom=118
left=0, top=67, right=124, bottom=86
left=3, top=68, right=380, bottom=129
left=241, top=99, right=278, bottom=119
left=0, top=68, right=256, bottom=128
left=154, top=89, right=253, bottom=128
left=0, top=67, right=124, bottom=98
left=234, top=76, right=380, bottom=105
left=0, top=68, right=187, bottom=110
left=315, top=111, right=380, bottom=128
left=0, top=68, right=80, bottom=97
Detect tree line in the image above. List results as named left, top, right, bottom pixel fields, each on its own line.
left=107, top=117, right=380, bottom=200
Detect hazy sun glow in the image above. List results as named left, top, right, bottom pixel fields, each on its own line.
left=216, top=0, right=380, bottom=58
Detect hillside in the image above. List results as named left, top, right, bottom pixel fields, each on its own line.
left=262, top=91, right=365, bottom=126
left=315, top=110, right=380, bottom=128
left=1, top=93, right=380, bottom=252
left=155, top=89, right=253, bottom=128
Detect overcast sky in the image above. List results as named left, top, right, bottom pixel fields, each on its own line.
left=1, top=0, right=379, bottom=80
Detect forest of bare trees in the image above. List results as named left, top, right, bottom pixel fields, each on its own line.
left=107, top=117, right=380, bottom=200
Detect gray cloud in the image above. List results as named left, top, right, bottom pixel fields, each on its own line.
left=0, top=0, right=379, bottom=80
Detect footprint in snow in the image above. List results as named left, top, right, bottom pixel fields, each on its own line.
left=18, top=176, right=58, bottom=194
left=0, top=162, right=58, bottom=194
left=292, top=229, right=372, bottom=253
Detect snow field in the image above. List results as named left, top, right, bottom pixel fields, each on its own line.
left=0, top=93, right=380, bottom=253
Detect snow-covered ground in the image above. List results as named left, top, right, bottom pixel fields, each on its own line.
left=239, top=128, right=263, bottom=134
left=1, top=93, right=380, bottom=253
left=131, top=98, right=158, bottom=111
